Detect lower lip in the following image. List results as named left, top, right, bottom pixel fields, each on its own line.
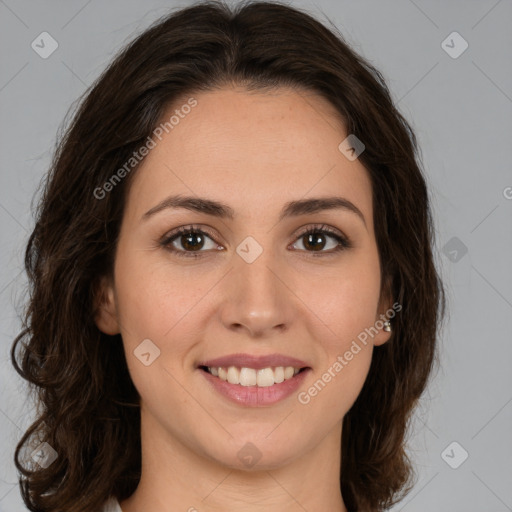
left=199, top=368, right=311, bottom=407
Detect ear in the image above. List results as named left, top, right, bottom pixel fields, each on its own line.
left=373, top=276, right=394, bottom=347
left=93, top=275, right=120, bottom=335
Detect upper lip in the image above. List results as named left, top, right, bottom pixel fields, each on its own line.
left=198, top=353, right=311, bottom=370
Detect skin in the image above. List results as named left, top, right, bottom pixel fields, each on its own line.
left=95, top=85, right=392, bottom=512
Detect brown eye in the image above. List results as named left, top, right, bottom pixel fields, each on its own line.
left=180, top=232, right=205, bottom=251
left=161, top=226, right=221, bottom=258
left=302, top=232, right=328, bottom=251
left=291, top=225, right=351, bottom=254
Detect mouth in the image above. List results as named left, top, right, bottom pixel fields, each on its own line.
left=198, top=364, right=311, bottom=406
left=196, top=353, right=312, bottom=406
left=198, top=365, right=309, bottom=387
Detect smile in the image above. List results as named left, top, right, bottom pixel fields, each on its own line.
left=198, top=365, right=311, bottom=407
left=200, top=365, right=307, bottom=387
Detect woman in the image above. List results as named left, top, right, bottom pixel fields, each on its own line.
left=11, top=1, right=445, bottom=511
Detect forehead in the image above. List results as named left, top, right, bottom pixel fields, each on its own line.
left=125, top=86, right=373, bottom=226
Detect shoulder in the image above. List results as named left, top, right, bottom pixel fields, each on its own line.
left=100, top=497, right=122, bottom=512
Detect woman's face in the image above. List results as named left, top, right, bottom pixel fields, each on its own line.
left=96, top=86, right=391, bottom=470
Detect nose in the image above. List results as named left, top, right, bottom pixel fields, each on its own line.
left=218, top=246, right=296, bottom=339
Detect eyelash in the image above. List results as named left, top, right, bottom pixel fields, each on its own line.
left=159, top=224, right=352, bottom=259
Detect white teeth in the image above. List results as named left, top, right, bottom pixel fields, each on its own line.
left=239, top=367, right=257, bottom=386
left=256, top=368, right=275, bottom=387
left=206, top=365, right=302, bottom=387
left=274, top=366, right=285, bottom=383
left=227, top=366, right=240, bottom=385
left=284, top=366, right=295, bottom=379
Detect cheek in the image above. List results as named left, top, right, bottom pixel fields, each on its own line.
left=114, top=244, right=197, bottom=341
left=113, top=257, right=196, bottom=417
left=294, top=249, right=380, bottom=402
left=297, top=251, right=382, bottom=343
left=293, top=293, right=375, bottom=442
left=113, top=246, right=216, bottom=395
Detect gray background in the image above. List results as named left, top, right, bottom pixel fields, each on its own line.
left=0, top=0, right=511, bottom=510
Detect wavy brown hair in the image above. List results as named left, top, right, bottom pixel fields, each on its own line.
left=11, top=1, right=445, bottom=511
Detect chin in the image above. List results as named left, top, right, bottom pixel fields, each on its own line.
left=200, top=432, right=304, bottom=471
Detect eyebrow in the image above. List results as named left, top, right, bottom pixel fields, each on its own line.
left=142, top=194, right=367, bottom=228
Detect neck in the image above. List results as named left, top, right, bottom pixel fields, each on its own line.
left=120, top=412, right=348, bottom=512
